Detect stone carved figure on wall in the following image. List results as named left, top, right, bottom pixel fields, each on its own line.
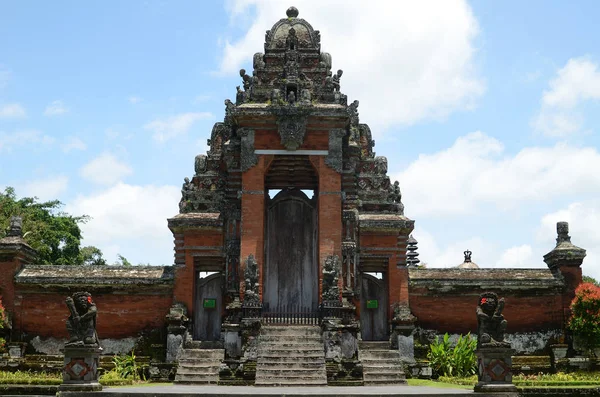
left=332, top=69, right=343, bottom=91
left=287, top=90, right=296, bottom=104
left=388, top=181, right=402, bottom=203
left=243, top=255, right=260, bottom=305
left=322, top=255, right=341, bottom=302
left=476, top=292, right=510, bottom=348
left=239, top=69, right=252, bottom=91
left=65, top=292, right=99, bottom=347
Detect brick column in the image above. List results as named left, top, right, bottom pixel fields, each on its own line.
left=311, top=156, right=342, bottom=300
left=240, top=155, right=272, bottom=301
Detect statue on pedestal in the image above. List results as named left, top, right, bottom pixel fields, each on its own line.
left=65, top=292, right=99, bottom=347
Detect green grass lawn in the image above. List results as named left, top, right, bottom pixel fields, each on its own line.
left=407, top=378, right=473, bottom=389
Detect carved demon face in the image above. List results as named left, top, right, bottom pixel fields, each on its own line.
left=480, top=296, right=497, bottom=315
left=75, top=295, right=89, bottom=312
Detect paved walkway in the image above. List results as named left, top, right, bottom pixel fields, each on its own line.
left=56, top=384, right=516, bottom=397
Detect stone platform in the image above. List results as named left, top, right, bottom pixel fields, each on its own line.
left=56, top=384, right=519, bottom=397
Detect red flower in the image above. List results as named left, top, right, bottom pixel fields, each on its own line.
left=481, top=298, right=487, bottom=304
left=87, top=296, right=93, bottom=304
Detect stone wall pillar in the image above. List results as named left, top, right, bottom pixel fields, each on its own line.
left=543, top=221, right=586, bottom=326
left=0, top=217, right=37, bottom=341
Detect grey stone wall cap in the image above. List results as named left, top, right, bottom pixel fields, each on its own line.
left=409, top=268, right=564, bottom=289
left=168, top=212, right=223, bottom=229
left=15, top=264, right=174, bottom=285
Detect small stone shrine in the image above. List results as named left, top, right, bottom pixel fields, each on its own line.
left=59, top=292, right=102, bottom=392
left=474, top=292, right=517, bottom=393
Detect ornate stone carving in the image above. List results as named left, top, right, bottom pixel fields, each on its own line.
left=276, top=115, right=307, bottom=150
left=65, top=292, right=99, bottom=347
left=325, top=128, right=346, bottom=173
left=243, top=255, right=260, bottom=305
left=332, top=69, right=343, bottom=91
left=476, top=292, right=510, bottom=348
left=239, top=128, right=258, bottom=171
left=322, top=255, right=341, bottom=302
left=253, top=52, right=265, bottom=69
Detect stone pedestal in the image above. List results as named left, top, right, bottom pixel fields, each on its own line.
left=59, top=346, right=102, bottom=392
left=474, top=347, right=517, bottom=393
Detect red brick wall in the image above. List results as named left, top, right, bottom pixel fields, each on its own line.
left=14, top=290, right=173, bottom=339
left=409, top=289, right=564, bottom=333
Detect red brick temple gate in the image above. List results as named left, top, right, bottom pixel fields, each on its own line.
left=167, top=6, right=413, bottom=345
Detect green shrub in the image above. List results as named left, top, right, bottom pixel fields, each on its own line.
left=99, top=370, right=133, bottom=386
left=428, top=333, right=477, bottom=378
left=0, top=371, right=62, bottom=385
left=112, top=351, right=146, bottom=381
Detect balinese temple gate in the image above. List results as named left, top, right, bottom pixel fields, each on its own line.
left=167, top=6, right=414, bottom=385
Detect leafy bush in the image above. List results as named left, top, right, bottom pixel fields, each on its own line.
left=568, top=282, right=600, bottom=353
left=112, top=351, right=146, bottom=381
left=428, top=333, right=477, bottom=378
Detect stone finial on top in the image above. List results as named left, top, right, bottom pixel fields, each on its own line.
left=286, top=6, right=299, bottom=18
left=556, top=221, right=571, bottom=245
left=7, top=216, right=23, bottom=237
left=464, top=250, right=472, bottom=262
left=544, top=221, right=586, bottom=270
left=458, top=249, right=479, bottom=269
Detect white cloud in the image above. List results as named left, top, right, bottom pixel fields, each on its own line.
left=144, top=112, right=213, bottom=142
left=220, top=0, right=484, bottom=132
left=533, top=57, right=600, bottom=137
left=44, top=100, right=69, bottom=116
left=412, top=228, right=492, bottom=268
left=128, top=96, right=142, bottom=104
left=538, top=201, right=600, bottom=281
left=62, top=136, right=87, bottom=153
left=495, top=245, right=533, bottom=268
left=0, top=103, right=26, bottom=118
left=0, top=129, right=54, bottom=151
left=20, top=175, right=69, bottom=201
left=80, top=152, right=133, bottom=185
left=66, top=183, right=180, bottom=266
left=395, top=132, right=600, bottom=217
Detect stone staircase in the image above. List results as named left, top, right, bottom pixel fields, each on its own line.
left=174, top=348, right=223, bottom=384
left=359, top=341, right=407, bottom=385
left=255, top=325, right=327, bottom=386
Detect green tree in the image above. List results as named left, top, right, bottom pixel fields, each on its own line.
left=0, top=187, right=105, bottom=265
left=583, top=275, right=600, bottom=287
left=114, top=254, right=132, bottom=267
left=80, top=246, right=108, bottom=266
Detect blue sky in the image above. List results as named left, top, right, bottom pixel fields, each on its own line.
left=1, top=1, right=599, bottom=279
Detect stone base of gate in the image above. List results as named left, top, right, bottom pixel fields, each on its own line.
left=322, top=318, right=362, bottom=385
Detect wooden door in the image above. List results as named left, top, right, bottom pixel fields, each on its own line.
left=264, top=189, right=318, bottom=312
left=194, top=272, right=222, bottom=341
left=360, top=273, right=388, bottom=341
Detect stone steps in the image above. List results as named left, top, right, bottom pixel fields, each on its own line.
left=359, top=342, right=406, bottom=386
left=255, top=325, right=327, bottom=387
left=174, top=348, right=223, bottom=385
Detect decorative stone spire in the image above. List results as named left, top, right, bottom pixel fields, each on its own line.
left=544, top=221, right=586, bottom=270
left=406, top=235, right=419, bottom=267
left=6, top=216, right=23, bottom=237
left=458, top=249, right=479, bottom=269
left=286, top=6, right=299, bottom=18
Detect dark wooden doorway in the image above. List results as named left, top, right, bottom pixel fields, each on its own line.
left=360, top=272, right=389, bottom=341
left=194, top=272, right=222, bottom=341
left=264, top=189, right=318, bottom=312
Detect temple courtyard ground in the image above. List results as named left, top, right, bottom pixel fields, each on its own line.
left=51, top=384, right=517, bottom=397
